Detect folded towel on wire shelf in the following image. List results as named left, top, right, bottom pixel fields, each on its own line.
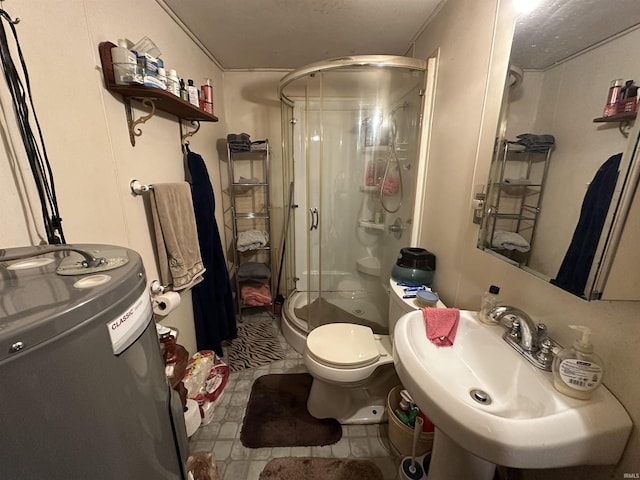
left=241, top=283, right=272, bottom=306
left=237, top=262, right=271, bottom=283
left=422, top=307, right=460, bottom=347
left=237, top=230, right=269, bottom=252
left=150, top=183, right=206, bottom=291
left=514, top=133, right=555, bottom=153
left=491, top=230, right=531, bottom=252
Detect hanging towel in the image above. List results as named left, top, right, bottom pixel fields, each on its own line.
left=552, top=153, right=622, bottom=296
left=422, top=307, right=460, bottom=347
left=187, top=151, right=237, bottom=356
left=491, top=230, right=531, bottom=252
left=149, top=183, right=205, bottom=291
left=237, top=230, right=269, bottom=252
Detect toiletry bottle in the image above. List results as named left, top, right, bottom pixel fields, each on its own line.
left=179, top=79, right=188, bottom=101
left=478, top=285, right=500, bottom=325
left=552, top=325, right=604, bottom=400
left=156, top=67, right=167, bottom=90
left=603, top=78, right=623, bottom=117
left=201, top=78, right=214, bottom=114
left=187, top=79, right=199, bottom=107
left=111, top=39, right=140, bottom=85
left=166, top=69, right=180, bottom=97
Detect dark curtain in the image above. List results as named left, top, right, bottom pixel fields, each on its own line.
left=552, top=153, right=622, bottom=297
left=187, top=150, right=237, bottom=355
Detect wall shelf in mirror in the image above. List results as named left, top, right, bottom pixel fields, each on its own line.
left=593, top=112, right=636, bottom=138
left=98, top=42, right=218, bottom=146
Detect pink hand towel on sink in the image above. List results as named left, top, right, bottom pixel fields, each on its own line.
left=422, top=307, right=460, bottom=347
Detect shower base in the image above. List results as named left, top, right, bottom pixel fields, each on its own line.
left=282, top=289, right=389, bottom=355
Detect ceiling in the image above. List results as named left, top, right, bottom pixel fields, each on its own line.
left=160, top=0, right=443, bottom=70
left=160, top=0, right=640, bottom=72
left=511, top=0, right=640, bottom=70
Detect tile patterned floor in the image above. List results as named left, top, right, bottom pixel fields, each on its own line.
left=188, top=312, right=401, bottom=480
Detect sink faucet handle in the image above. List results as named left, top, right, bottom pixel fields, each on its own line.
left=509, top=319, right=521, bottom=341
left=537, top=323, right=548, bottom=342
left=535, top=338, right=554, bottom=370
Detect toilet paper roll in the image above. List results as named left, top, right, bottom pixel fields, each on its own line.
left=152, top=291, right=181, bottom=316
left=184, top=399, right=200, bottom=437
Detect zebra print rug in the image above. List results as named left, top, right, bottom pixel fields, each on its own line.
left=227, top=318, right=286, bottom=372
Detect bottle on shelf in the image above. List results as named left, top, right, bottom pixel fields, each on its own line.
left=179, top=79, right=188, bottom=101
left=187, top=79, right=199, bottom=107
left=201, top=78, right=214, bottom=114
left=166, top=69, right=180, bottom=97
left=603, top=78, right=623, bottom=117
left=478, top=285, right=500, bottom=325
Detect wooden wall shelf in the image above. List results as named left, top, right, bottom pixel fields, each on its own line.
left=98, top=41, right=218, bottom=146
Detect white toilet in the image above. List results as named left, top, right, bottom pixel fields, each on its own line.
left=303, top=281, right=423, bottom=424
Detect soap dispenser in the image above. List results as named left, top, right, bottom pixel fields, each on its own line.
left=552, top=325, right=604, bottom=400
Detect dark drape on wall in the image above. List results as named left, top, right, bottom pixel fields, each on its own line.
left=552, top=153, right=622, bottom=297
left=187, top=150, right=237, bottom=355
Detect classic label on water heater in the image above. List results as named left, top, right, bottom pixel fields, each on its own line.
left=107, top=291, right=152, bottom=355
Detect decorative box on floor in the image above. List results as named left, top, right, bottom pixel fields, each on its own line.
left=182, top=351, right=230, bottom=427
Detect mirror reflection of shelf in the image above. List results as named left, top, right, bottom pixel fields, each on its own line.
left=593, top=112, right=636, bottom=138
left=592, top=112, right=637, bottom=123
left=360, top=185, right=379, bottom=192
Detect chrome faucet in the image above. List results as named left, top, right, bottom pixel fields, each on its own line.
left=487, top=305, right=557, bottom=371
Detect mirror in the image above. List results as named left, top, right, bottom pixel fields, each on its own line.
left=478, top=0, right=640, bottom=300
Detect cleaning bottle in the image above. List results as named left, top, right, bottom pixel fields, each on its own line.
left=478, top=285, right=500, bottom=325
left=552, top=325, right=604, bottom=400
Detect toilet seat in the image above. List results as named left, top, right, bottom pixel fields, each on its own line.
left=306, top=323, right=380, bottom=368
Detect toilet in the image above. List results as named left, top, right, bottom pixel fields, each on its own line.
left=303, top=280, right=427, bottom=424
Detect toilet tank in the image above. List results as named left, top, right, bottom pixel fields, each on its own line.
left=388, top=280, right=419, bottom=343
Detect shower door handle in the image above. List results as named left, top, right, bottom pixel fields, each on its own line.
left=309, top=208, right=319, bottom=230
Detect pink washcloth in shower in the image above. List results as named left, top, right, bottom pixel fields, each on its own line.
left=422, top=307, right=460, bottom=347
left=380, top=175, right=400, bottom=195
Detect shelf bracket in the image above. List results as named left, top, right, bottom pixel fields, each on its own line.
left=180, top=120, right=201, bottom=145
left=619, top=120, right=631, bottom=138
left=124, top=97, right=157, bottom=146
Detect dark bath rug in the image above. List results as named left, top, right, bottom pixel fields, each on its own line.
left=259, top=457, right=384, bottom=480
left=227, top=318, right=285, bottom=372
left=240, top=373, right=342, bottom=448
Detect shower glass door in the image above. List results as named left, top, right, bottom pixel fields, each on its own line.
left=280, top=57, right=427, bottom=335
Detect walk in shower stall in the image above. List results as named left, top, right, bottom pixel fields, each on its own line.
left=278, top=56, right=428, bottom=353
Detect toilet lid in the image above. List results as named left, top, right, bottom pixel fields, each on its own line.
left=306, top=323, right=380, bottom=367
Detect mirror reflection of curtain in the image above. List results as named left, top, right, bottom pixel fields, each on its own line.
left=551, top=153, right=622, bottom=296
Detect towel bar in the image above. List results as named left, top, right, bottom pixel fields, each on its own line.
left=130, top=179, right=153, bottom=195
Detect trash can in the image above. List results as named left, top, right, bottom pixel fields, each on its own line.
left=386, top=385, right=434, bottom=457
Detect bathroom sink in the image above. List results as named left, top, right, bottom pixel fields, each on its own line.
left=393, top=310, right=632, bottom=469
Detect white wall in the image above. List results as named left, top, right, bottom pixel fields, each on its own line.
left=0, top=0, right=230, bottom=355
left=412, top=0, right=640, bottom=478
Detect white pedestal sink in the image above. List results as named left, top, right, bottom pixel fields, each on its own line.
left=393, top=310, right=632, bottom=479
